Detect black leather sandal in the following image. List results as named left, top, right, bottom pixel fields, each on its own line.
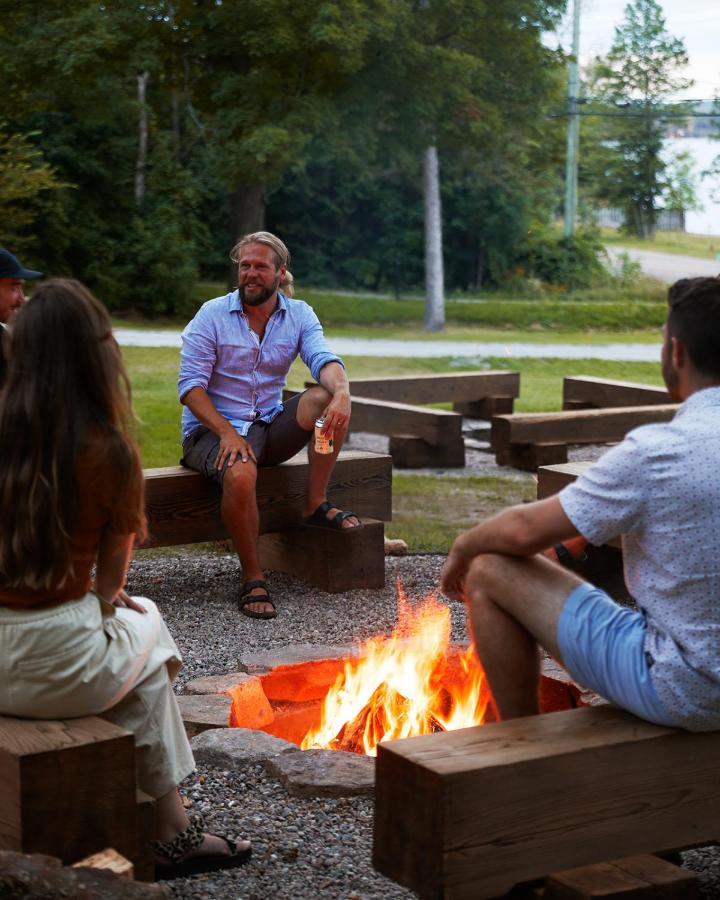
left=303, top=500, right=363, bottom=531
left=238, top=579, right=277, bottom=620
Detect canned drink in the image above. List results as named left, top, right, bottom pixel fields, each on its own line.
left=314, top=416, right=334, bottom=454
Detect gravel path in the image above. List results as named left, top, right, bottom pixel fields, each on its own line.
left=126, top=552, right=720, bottom=899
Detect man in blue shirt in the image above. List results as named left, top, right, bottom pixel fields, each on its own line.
left=441, top=277, right=720, bottom=731
left=179, top=232, right=361, bottom=619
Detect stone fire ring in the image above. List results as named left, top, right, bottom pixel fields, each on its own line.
left=181, top=643, right=374, bottom=798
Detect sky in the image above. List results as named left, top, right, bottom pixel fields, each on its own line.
left=550, top=0, right=720, bottom=101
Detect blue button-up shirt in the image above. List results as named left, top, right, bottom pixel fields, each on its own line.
left=178, top=290, right=343, bottom=440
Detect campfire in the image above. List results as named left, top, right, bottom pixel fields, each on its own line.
left=228, top=582, right=497, bottom=756
left=227, top=582, right=581, bottom=757
left=300, top=585, right=492, bottom=755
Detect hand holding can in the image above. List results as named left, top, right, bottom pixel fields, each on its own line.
left=314, top=416, right=334, bottom=454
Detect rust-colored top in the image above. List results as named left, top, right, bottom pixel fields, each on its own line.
left=0, top=437, right=143, bottom=609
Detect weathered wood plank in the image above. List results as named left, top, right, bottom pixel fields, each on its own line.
left=373, top=705, right=720, bottom=900
left=563, top=376, right=670, bottom=411
left=0, top=716, right=137, bottom=867
left=349, top=397, right=462, bottom=446
left=342, top=371, right=520, bottom=406
left=142, top=450, right=392, bottom=548
left=544, top=854, right=699, bottom=899
left=492, top=405, right=678, bottom=448
left=259, top=518, right=385, bottom=592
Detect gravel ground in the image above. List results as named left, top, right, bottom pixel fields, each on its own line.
left=126, top=550, right=720, bottom=900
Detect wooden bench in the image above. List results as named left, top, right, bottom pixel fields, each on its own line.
left=373, top=704, right=720, bottom=899
left=0, top=715, right=155, bottom=881
left=346, top=371, right=520, bottom=418
left=491, top=404, right=679, bottom=471
left=142, top=449, right=392, bottom=592
left=301, top=371, right=519, bottom=468
left=563, top=376, right=670, bottom=410
left=348, top=397, right=464, bottom=468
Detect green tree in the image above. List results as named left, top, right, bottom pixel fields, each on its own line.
left=582, top=0, right=693, bottom=238
left=0, top=124, right=65, bottom=251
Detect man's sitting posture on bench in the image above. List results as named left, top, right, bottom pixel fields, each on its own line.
left=442, top=276, right=720, bottom=730
left=179, top=232, right=360, bottom=620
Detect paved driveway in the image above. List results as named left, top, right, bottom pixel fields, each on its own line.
left=607, top=247, right=720, bottom=283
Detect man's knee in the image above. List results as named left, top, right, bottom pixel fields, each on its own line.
left=302, top=385, right=332, bottom=413
left=465, top=553, right=513, bottom=600
left=222, top=462, right=258, bottom=503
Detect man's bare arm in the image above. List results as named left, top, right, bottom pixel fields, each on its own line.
left=441, top=496, right=581, bottom=601
left=316, top=361, right=351, bottom=436
left=182, top=386, right=256, bottom=467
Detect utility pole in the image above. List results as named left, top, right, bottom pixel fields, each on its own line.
left=564, top=0, right=581, bottom=238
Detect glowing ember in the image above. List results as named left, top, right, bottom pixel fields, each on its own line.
left=301, top=582, right=492, bottom=756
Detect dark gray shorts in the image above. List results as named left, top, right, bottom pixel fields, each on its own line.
left=181, top=394, right=312, bottom=486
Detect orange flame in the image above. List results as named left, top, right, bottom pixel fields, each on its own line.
left=301, top=583, right=492, bottom=756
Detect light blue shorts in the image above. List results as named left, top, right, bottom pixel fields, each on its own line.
left=557, top=583, right=677, bottom=727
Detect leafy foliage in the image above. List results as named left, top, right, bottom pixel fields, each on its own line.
left=580, top=0, right=695, bottom=238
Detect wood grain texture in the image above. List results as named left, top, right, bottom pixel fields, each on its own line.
left=0, top=716, right=137, bottom=867
left=545, top=854, right=699, bottom=899
left=349, top=397, right=462, bottom=445
left=373, top=705, right=720, bottom=900
left=492, top=405, right=678, bottom=447
left=341, top=371, right=520, bottom=405
left=389, top=434, right=465, bottom=468
left=563, top=377, right=670, bottom=411
left=259, top=518, right=385, bottom=592
left=142, top=450, right=392, bottom=548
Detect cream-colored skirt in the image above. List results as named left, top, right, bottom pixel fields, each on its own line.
left=0, top=592, right=195, bottom=798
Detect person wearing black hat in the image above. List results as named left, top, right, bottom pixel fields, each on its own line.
left=0, top=249, right=43, bottom=384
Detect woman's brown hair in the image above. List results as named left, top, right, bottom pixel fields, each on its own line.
left=0, top=279, right=146, bottom=590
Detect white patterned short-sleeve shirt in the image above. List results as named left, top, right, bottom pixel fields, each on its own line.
left=559, top=386, right=720, bottom=730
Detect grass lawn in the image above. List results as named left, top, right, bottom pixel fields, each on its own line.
left=127, top=346, right=664, bottom=552
left=602, top=227, right=720, bottom=260
left=127, top=348, right=665, bottom=467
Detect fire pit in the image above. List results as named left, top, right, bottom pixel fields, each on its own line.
left=227, top=586, right=583, bottom=756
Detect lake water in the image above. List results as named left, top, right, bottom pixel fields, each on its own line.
left=666, top=136, right=720, bottom=236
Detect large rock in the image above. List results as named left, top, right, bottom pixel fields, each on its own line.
left=183, top=672, right=252, bottom=695
left=238, top=643, right=358, bottom=675
left=190, top=727, right=298, bottom=768
left=0, top=850, right=169, bottom=898
left=176, top=694, right=232, bottom=737
left=263, top=749, right=375, bottom=798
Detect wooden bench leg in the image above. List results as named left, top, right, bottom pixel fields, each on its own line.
left=495, top=441, right=568, bottom=471
left=453, top=397, right=514, bottom=419
left=389, top=435, right=465, bottom=468
left=259, top=518, right=385, bottom=592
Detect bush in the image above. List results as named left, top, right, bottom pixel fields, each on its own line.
left=523, top=227, right=606, bottom=290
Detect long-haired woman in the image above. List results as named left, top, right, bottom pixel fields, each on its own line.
left=0, top=279, right=250, bottom=879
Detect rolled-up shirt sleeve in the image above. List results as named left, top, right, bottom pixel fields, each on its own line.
left=297, top=305, right=344, bottom=383
left=178, top=307, right=218, bottom=402
left=559, top=432, right=647, bottom=546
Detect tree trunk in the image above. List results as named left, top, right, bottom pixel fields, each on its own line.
left=134, top=72, right=150, bottom=208
left=229, top=184, right=266, bottom=285
left=423, top=144, right=445, bottom=332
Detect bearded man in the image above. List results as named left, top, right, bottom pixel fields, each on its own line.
left=178, top=232, right=360, bottom=620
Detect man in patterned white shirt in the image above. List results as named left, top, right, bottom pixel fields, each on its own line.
left=441, top=276, right=720, bottom=731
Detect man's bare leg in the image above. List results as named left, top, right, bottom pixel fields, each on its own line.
left=463, top=553, right=584, bottom=719
left=297, top=387, right=360, bottom=529
left=220, top=460, right=273, bottom=616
